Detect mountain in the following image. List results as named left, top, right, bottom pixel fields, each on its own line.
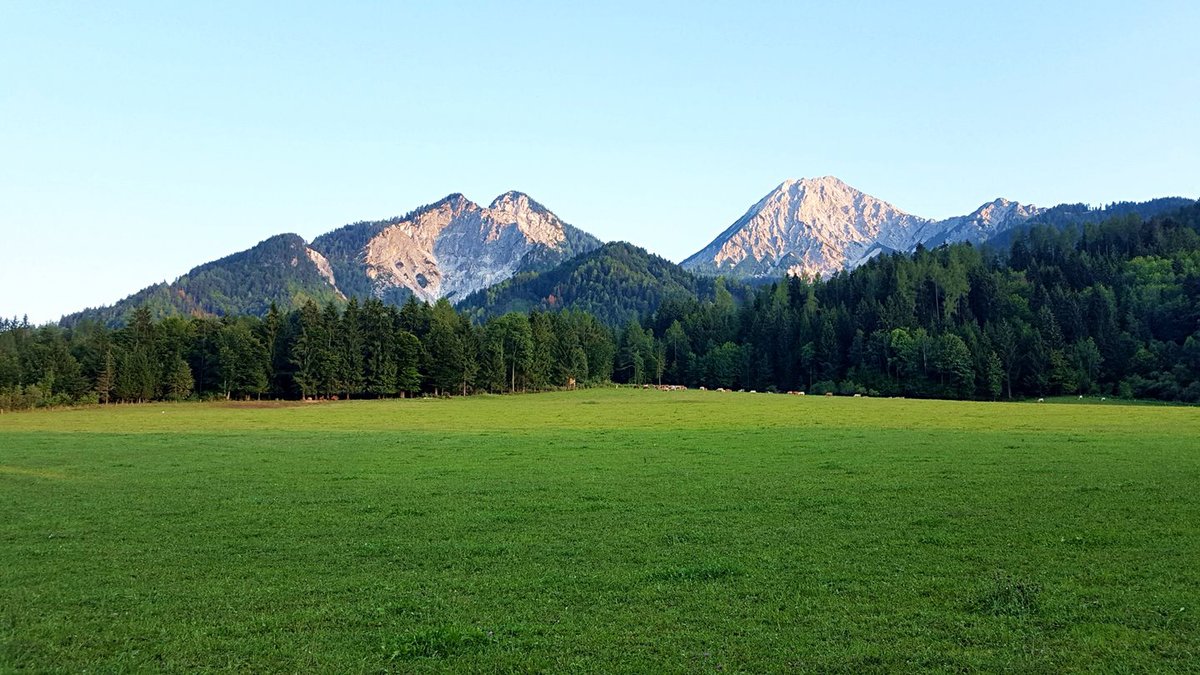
left=984, top=197, right=1196, bottom=250
left=682, top=176, right=1043, bottom=279
left=62, top=191, right=603, bottom=326
left=920, top=198, right=1043, bottom=248
left=310, top=191, right=601, bottom=305
left=61, top=234, right=345, bottom=327
left=57, top=180, right=1195, bottom=328
left=457, top=241, right=749, bottom=326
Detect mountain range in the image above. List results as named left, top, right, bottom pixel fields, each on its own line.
left=64, top=192, right=601, bottom=326
left=309, top=191, right=602, bottom=304
left=61, top=178, right=1195, bottom=326
left=680, top=176, right=1044, bottom=278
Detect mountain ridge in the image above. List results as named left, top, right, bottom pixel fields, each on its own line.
left=64, top=191, right=603, bottom=326
left=56, top=180, right=1197, bottom=327
left=682, top=177, right=1044, bottom=279
left=61, top=233, right=346, bottom=327
left=458, top=241, right=751, bottom=326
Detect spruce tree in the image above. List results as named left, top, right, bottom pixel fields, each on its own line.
left=339, top=299, right=365, bottom=399
left=96, top=349, right=116, bottom=404
left=165, top=357, right=194, bottom=401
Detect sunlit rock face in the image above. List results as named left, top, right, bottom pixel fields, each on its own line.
left=683, top=176, right=1041, bottom=279
left=336, top=191, right=600, bottom=303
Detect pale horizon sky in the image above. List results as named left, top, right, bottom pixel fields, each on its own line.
left=2, top=1, right=1198, bottom=324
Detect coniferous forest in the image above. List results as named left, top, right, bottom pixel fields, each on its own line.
left=3, top=203, right=1199, bottom=410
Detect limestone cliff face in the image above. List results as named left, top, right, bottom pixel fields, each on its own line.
left=682, top=177, right=1042, bottom=278
left=304, top=246, right=341, bottom=295
left=919, top=198, right=1044, bottom=248
left=322, top=192, right=601, bottom=303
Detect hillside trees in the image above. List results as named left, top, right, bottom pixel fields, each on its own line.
left=2, top=202, right=1199, bottom=409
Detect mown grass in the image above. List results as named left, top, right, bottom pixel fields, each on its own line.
left=1, top=390, right=1198, bottom=672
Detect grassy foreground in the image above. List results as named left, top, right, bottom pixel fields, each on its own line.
left=1, top=390, right=1198, bottom=672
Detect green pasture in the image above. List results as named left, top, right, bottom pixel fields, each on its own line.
left=1, top=390, right=1198, bottom=672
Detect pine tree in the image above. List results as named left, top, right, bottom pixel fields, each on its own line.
left=527, top=311, right=554, bottom=391
left=986, top=350, right=1003, bottom=401
left=96, top=349, right=117, bottom=404
left=935, top=333, right=975, bottom=398
left=318, top=303, right=343, bottom=397
left=263, top=303, right=283, bottom=398
left=361, top=299, right=398, bottom=398
left=165, top=357, right=194, bottom=401
left=488, top=313, right=532, bottom=392
left=396, top=331, right=423, bottom=397
left=291, top=301, right=322, bottom=399
left=425, top=301, right=469, bottom=395
left=339, top=299, right=365, bottom=399
left=663, top=320, right=691, bottom=384
left=116, top=306, right=160, bottom=402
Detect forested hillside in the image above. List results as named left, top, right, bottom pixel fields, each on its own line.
left=57, top=192, right=605, bottom=327
left=644, top=201, right=1200, bottom=399
left=983, top=197, right=1193, bottom=249
left=4, top=204, right=1199, bottom=409
left=61, top=234, right=344, bottom=327
left=458, top=242, right=751, bottom=325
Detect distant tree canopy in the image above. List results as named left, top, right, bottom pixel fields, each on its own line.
left=4, top=203, right=1200, bottom=409
left=1, top=297, right=617, bottom=409
left=60, top=234, right=344, bottom=327
left=457, top=241, right=755, bottom=325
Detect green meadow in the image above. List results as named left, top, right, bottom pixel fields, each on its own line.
left=1, top=390, right=1198, bottom=672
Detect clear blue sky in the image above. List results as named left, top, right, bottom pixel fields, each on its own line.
left=2, top=1, right=1197, bottom=323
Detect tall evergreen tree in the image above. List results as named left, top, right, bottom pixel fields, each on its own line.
left=339, top=298, right=366, bottom=399
left=95, top=348, right=117, bottom=405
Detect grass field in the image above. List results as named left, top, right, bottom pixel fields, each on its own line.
left=2, top=390, right=1198, bottom=672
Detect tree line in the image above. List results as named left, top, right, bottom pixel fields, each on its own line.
left=3, top=202, right=1199, bottom=410
left=0, top=298, right=615, bottom=410
left=626, top=202, right=1200, bottom=401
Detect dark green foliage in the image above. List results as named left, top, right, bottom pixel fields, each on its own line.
left=216, top=318, right=269, bottom=400
left=290, top=301, right=324, bottom=399
left=985, top=197, right=1194, bottom=250
left=628, top=202, right=1200, bottom=401
left=458, top=242, right=751, bottom=326
left=62, top=234, right=345, bottom=327
left=395, top=331, right=423, bottom=397
left=94, top=349, right=116, bottom=404
left=512, top=217, right=605, bottom=273
left=5, top=203, right=1200, bottom=408
left=425, top=300, right=477, bottom=396
left=3, top=292, right=621, bottom=408
left=339, top=299, right=366, bottom=399
left=614, top=319, right=660, bottom=385
left=310, top=219, right=401, bottom=300
left=481, top=313, right=533, bottom=393
left=164, top=357, right=194, bottom=401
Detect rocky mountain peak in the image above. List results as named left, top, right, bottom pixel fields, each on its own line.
left=485, top=191, right=564, bottom=248
left=969, top=197, right=1037, bottom=223
left=918, top=197, right=1044, bottom=248
left=682, top=176, right=925, bottom=279
left=781, top=175, right=850, bottom=191
left=332, top=191, right=598, bottom=304
left=770, top=176, right=862, bottom=204
left=436, top=192, right=471, bottom=205
left=419, top=193, right=479, bottom=218
left=488, top=190, right=536, bottom=209
left=683, top=177, right=1042, bottom=279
